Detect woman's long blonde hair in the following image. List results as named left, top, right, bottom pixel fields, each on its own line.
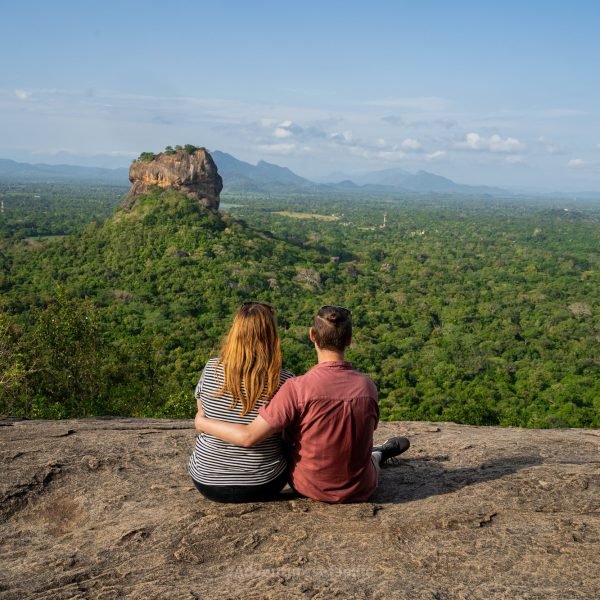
left=218, top=302, right=282, bottom=415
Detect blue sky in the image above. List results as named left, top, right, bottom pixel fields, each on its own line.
left=2, top=0, right=600, bottom=190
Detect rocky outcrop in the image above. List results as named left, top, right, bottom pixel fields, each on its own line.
left=0, top=418, right=598, bottom=599
left=121, top=148, right=223, bottom=211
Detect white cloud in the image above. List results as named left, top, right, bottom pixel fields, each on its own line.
left=329, top=131, right=353, bottom=144
left=455, top=132, right=524, bottom=154
left=374, top=150, right=407, bottom=161
left=5, top=86, right=599, bottom=188
left=15, top=89, right=31, bottom=100
left=271, top=120, right=307, bottom=139
left=426, top=150, right=446, bottom=160
left=456, top=133, right=483, bottom=150
left=273, top=127, right=293, bottom=138
left=401, top=138, right=421, bottom=150
left=538, top=136, right=561, bottom=154
left=256, top=143, right=296, bottom=155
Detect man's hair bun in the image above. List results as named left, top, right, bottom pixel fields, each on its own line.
left=324, top=312, right=343, bottom=323
left=312, top=305, right=352, bottom=351
left=317, top=305, right=351, bottom=323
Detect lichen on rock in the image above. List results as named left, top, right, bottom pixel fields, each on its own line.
left=121, top=147, right=223, bottom=212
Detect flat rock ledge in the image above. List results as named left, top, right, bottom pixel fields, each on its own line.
left=0, top=419, right=598, bottom=600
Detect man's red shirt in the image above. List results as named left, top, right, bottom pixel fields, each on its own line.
left=259, top=360, right=379, bottom=503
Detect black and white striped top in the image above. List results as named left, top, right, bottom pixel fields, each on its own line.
left=188, top=358, right=295, bottom=486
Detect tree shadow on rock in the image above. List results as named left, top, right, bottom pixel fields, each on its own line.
left=373, top=454, right=543, bottom=504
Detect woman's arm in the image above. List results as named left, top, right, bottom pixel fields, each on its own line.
left=195, top=411, right=276, bottom=448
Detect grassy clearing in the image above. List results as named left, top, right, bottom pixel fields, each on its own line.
left=273, top=211, right=339, bottom=221
left=24, top=235, right=68, bottom=243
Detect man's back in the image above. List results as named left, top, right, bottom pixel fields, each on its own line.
left=259, top=360, right=379, bottom=503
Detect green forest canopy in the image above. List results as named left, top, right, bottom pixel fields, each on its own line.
left=0, top=181, right=598, bottom=428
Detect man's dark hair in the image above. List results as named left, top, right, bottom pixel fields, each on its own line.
left=312, top=305, right=352, bottom=351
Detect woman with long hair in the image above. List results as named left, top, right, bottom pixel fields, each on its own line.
left=188, top=302, right=294, bottom=502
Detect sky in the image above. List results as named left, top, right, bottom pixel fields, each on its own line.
left=2, top=0, right=600, bottom=191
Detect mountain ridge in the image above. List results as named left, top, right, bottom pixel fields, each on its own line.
left=0, top=154, right=511, bottom=196
left=0, top=158, right=129, bottom=183
left=213, top=151, right=512, bottom=196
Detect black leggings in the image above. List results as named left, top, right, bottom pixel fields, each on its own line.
left=192, top=469, right=289, bottom=503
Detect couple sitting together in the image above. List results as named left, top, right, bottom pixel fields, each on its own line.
left=189, top=302, right=410, bottom=504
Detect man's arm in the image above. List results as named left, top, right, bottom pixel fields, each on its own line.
left=194, top=378, right=296, bottom=448
left=194, top=411, right=276, bottom=448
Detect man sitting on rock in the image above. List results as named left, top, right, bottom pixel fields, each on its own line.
left=194, top=305, right=410, bottom=503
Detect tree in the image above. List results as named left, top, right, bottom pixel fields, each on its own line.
left=28, top=296, right=107, bottom=417
left=0, top=313, right=26, bottom=415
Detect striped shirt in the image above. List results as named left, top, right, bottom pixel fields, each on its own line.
left=188, top=358, right=295, bottom=486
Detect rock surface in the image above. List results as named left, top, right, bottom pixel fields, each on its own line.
left=0, top=418, right=598, bottom=599
left=121, top=148, right=223, bottom=211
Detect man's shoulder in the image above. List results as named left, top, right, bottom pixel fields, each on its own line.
left=351, top=369, right=378, bottom=394
left=353, top=368, right=376, bottom=385
left=276, top=373, right=299, bottom=393
left=286, top=365, right=320, bottom=387
left=336, top=366, right=378, bottom=400
left=339, top=362, right=375, bottom=382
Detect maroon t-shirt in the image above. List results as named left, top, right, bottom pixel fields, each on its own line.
left=259, top=360, right=379, bottom=503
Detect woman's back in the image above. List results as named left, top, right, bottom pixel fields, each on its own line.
left=189, top=358, right=295, bottom=486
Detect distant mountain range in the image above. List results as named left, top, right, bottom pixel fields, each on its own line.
left=0, top=158, right=128, bottom=184
left=347, top=167, right=507, bottom=195
left=4, top=153, right=596, bottom=198
left=212, top=151, right=510, bottom=196
left=211, top=151, right=317, bottom=193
